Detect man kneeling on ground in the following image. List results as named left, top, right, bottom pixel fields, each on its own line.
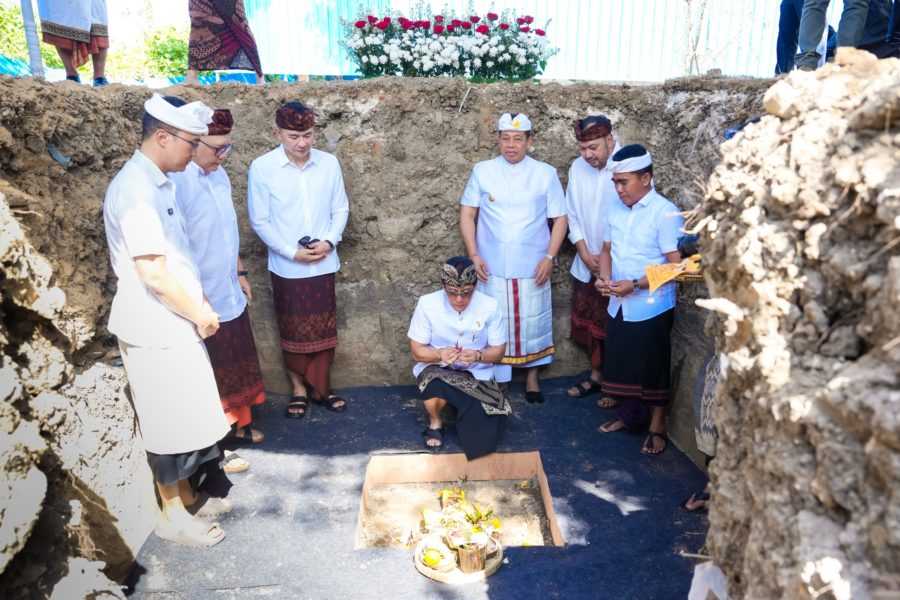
left=408, top=257, right=511, bottom=458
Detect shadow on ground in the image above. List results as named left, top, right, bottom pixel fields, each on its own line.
left=127, top=374, right=707, bottom=600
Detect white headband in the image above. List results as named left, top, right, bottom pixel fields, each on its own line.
left=144, top=93, right=213, bottom=135
left=497, top=112, right=532, bottom=132
left=610, top=151, right=652, bottom=174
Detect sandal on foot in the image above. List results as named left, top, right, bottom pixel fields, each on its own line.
left=681, top=490, right=710, bottom=512
left=155, top=520, right=225, bottom=547
left=567, top=379, right=602, bottom=398
left=314, top=395, right=347, bottom=413
left=525, top=391, right=544, bottom=404
left=228, top=426, right=265, bottom=445
left=596, top=396, right=619, bottom=409
left=222, top=450, right=249, bottom=474
left=422, top=427, right=444, bottom=450
left=642, top=432, right=668, bottom=455
left=598, top=419, right=626, bottom=433
left=187, top=492, right=233, bottom=518
left=285, top=396, right=308, bottom=419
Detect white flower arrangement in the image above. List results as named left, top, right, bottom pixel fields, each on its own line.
left=344, top=11, right=558, bottom=81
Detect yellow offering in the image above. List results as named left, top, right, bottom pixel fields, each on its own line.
left=645, top=254, right=702, bottom=293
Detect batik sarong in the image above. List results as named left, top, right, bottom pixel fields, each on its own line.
left=271, top=272, right=337, bottom=398
left=480, top=275, right=554, bottom=382
left=570, top=277, right=609, bottom=371
left=188, top=0, right=263, bottom=75
left=203, top=307, right=265, bottom=428
left=38, top=0, right=109, bottom=68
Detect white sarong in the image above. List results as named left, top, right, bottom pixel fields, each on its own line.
left=480, top=275, right=554, bottom=382
left=38, top=0, right=108, bottom=41
left=119, top=340, right=229, bottom=455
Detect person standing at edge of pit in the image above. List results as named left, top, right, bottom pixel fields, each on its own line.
left=103, top=94, right=231, bottom=547
left=459, top=113, right=567, bottom=404
left=565, top=115, right=619, bottom=403
left=248, top=101, right=350, bottom=419
left=595, top=144, right=684, bottom=456
left=170, top=108, right=267, bottom=468
left=186, top=0, right=264, bottom=85
left=795, top=0, right=891, bottom=70
left=37, top=0, right=109, bottom=86
left=775, top=0, right=837, bottom=73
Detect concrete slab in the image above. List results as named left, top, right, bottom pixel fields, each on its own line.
left=127, top=375, right=708, bottom=599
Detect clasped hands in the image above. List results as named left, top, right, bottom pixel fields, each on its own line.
left=594, top=277, right=636, bottom=297
left=470, top=255, right=554, bottom=286
left=439, top=346, right=482, bottom=366
left=294, top=240, right=332, bottom=263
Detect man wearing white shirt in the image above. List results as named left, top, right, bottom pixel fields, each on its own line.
left=104, top=94, right=230, bottom=547
left=248, top=101, right=350, bottom=418
left=459, top=113, right=568, bottom=404
left=595, top=145, right=684, bottom=456
left=408, top=257, right=511, bottom=457
left=171, top=108, right=266, bottom=455
left=565, top=115, right=619, bottom=402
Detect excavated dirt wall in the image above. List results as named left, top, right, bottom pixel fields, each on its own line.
left=699, top=49, right=900, bottom=599
left=0, top=75, right=766, bottom=598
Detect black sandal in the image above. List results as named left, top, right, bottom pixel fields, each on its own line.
left=313, top=395, right=347, bottom=413
left=285, top=396, right=308, bottom=419
left=567, top=379, right=601, bottom=398
left=641, top=431, right=668, bottom=455
left=525, top=391, right=544, bottom=404
left=422, top=427, right=443, bottom=450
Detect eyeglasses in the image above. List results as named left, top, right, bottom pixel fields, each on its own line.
left=199, top=139, right=233, bottom=158
left=444, top=286, right=475, bottom=298
left=163, top=129, right=200, bottom=150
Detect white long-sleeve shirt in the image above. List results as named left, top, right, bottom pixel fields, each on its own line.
left=171, top=162, right=246, bottom=323
left=460, top=155, right=566, bottom=280
left=248, top=146, right=349, bottom=279
left=565, top=155, right=618, bottom=283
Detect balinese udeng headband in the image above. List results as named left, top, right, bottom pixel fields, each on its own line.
left=610, top=144, right=652, bottom=173
left=574, top=115, right=611, bottom=142
left=276, top=102, right=316, bottom=131
left=497, top=112, right=532, bottom=132
left=144, top=93, right=212, bottom=135
left=441, top=257, right=477, bottom=288
left=207, top=109, right=234, bottom=135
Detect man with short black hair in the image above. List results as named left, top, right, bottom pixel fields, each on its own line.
left=248, top=101, right=350, bottom=419
left=595, top=144, right=684, bottom=456
left=459, top=113, right=567, bottom=403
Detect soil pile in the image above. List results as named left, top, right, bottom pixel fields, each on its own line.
left=699, top=49, right=900, bottom=599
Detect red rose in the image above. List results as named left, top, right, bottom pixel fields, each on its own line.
left=461, top=21, right=472, bottom=29
left=446, top=24, right=455, bottom=31
left=476, top=24, right=489, bottom=34
left=434, top=15, right=444, bottom=23
left=433, top=24, right=445, bottom=34
left=499, top=23, right=509, bottom=30
left=535, top=29, right=545, bottom=36
left=470, top=15, right=480, bottom=23
left=520, top=25, right=530, bottom=33
left=401, top=22, right=413, bottom=30
left=451, top=19, right=462, bottom=26
left=420, top=20, right=431, bottom=29
left=381, top=17, right=391, bottom=25
left=516, top=17, right=525, bottom=24
left=487, top=12, right=499, bottom=21
left=354, top=20, right=366, bottom=28
left=524, top=15, right=534, bottom=24
left=376, top=20, right=389, bottom=30
left=367, top=15, right=378, bottom=24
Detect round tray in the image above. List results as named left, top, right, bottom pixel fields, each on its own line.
left=414, top=537, right=503, bottom=584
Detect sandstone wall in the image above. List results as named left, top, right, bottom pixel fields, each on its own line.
left=0, top=75, right=766, bottom=597
left=699, top=50, right=900, bottom=599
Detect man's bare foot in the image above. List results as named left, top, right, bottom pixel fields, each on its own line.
left=641, top=431, right=667, bottom=455
left=596, top=396, right=619, bottom=409
left=598, top=419, right=625, bottom=433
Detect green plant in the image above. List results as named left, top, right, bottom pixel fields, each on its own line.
left=146, top=27, right=188, bottom=77
left=0, top=3, right=63, bottom=68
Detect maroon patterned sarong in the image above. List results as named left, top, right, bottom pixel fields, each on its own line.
left=271, top=272, right=338, bottom=399
left=570, top=277, right=609, bottom=370
left=203, top=307, right=265, bottom=428
left=188, top=0, right=263, bottom=75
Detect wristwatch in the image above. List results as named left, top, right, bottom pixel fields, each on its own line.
left=545, top=254, right=558, bottom=265
left=238, top=270, right=249, bottom=277
left=632, top=278, right=640, bottom=290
